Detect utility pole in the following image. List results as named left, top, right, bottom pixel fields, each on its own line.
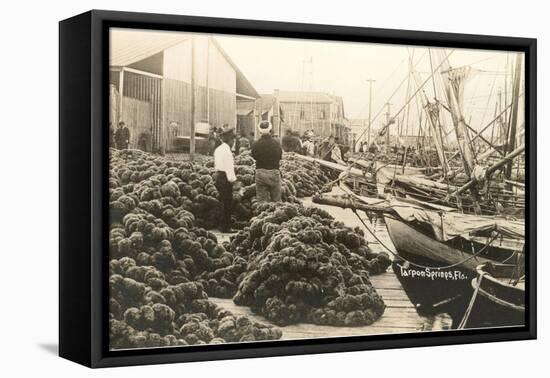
left=384, top=102, right=392, bottom=150
left=366, top=79, right=375, bottom=147
left=189, top=36, right=196, bottom=161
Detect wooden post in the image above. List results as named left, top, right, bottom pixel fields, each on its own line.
left=253, top=99, right=258, bottom=141
left=160, top=75, right=165, bottom=153
left=366, top=79, right=375, bottom=147
left=206, top=37, right=210, bottom=125
left=328, top=102, right=332, bottom=138
left=279, top=100, right=283, bottom=136
left=118, top=68, right=124, bottom=122
left=190, top=37, right=196, bottom=161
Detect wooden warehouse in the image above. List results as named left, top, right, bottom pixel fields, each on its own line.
left=269, top=90, right=350, bottom=143
left=237, top=94, right=284, bottom=138
left=109, top=29, right=259, bottom=152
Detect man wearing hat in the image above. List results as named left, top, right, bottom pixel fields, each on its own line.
left=251, top=121, right=283, bottom=202
left=214, top=125, right=238, bottom=232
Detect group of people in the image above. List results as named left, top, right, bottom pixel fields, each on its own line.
left=319, top=135, right=347, bottom=165
left=110, top=117, right=349, bottom=232
left=279, top=129, right=319, bottom=157
left=357, top=141, right=379, bottom=154
left=213, top=120, right=355, bottom=232
left=214, top=121, right=282, bottom=232
left=110, top=121, right=153, bottom=152
left=208, top=125, right=253, bottom=157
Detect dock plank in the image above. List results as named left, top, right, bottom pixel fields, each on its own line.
left=209, top=297, right=424, bottom=339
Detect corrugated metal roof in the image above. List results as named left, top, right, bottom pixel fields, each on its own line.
left=110, top=29, right=189, bottom=67
left=110, top=29, right=260, bottom=99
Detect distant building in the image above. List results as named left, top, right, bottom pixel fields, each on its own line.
left=109, top=30, right=259, bottom=152
left=259, top=90, right=349, bottom=143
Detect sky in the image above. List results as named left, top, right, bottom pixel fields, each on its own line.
left=214, top=33, right=524, bottom=138
left=111, top=28, right=524, bottom=141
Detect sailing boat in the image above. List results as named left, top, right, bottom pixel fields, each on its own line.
left=383, top=203, right=524, bottom=327
left=297, top=48, right=526, bottom=327
left=383, top=51, right=526, bottom=327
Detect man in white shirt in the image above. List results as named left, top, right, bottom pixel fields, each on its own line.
left=302, top=135, right=315, bottom=156
left=322, top=135, right=346, bottom=166
left=214, top=126, right=238, bottom=232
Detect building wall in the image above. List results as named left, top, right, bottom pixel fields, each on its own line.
left=163, top=41, right=191, bottom=82
left=280, top=101, right=345, bottom=139
left=109, top=70, right=162, bottom=150
left=121, top=97, right=153, bottom=149
left=110, top=37, right=242, bottom=152
left=162, top=37, right=237, bottom=151
left=237, top=114, right=256, bottom=139
left=163, top=79, right=192, bottom=145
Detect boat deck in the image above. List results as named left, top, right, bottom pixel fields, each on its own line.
left=210, top=189, right=450, bottom=339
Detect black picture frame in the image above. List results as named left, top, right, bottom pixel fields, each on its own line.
left=59, top=9, right=537, bottom=368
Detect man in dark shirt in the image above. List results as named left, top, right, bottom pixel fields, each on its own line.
left=115, top=121, right=130, bottom=149
left=281, top=129, right=302, bottom=152
left=251, top=121, right=283, bottom=202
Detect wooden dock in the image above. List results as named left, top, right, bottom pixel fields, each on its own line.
left=209, top=190, right=449, bottom=340
left=211, top=269, right=428, bottom=340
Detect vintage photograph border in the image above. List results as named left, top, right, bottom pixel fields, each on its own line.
left=59, top=9, right=536, bottom=368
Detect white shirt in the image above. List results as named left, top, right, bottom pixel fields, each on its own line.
left=303, top=140, right=315, bottom=156
left=331, top=145, right=346, bottom=166
left=214, top=142, right=237, bottom=182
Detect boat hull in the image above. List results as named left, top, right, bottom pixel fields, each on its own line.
left=384, top=215, right=494, bottom=273
left=463, top=264, right=525, bottom=328
left=385, top=215, right=491, bottom=321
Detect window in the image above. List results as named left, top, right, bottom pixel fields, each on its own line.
left=320, top=110, right=326, bottom=119
left=300, top=109, right=306, bottom=120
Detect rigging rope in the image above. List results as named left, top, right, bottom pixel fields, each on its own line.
left=457, top=272, right=486, bottom=329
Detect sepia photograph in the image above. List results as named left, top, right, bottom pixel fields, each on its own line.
left=107, top=27, right=526, bottom=351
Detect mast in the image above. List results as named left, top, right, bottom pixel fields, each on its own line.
left=436, top=50, right=476, bottom=177
left=384, top=102, right=392, bottom=152
left=505, top=53, right=523, bottom=181
left=410, top=56, right=449, bottom=176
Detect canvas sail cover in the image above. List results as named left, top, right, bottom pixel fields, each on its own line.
left=390, top=202, right=524, bottom=242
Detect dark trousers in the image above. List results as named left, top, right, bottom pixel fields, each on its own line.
left=116, top=141, right=128, bottom=150
left=255, top=169, right=282, bottom=202
left=215, top=171, right=233, bottom=231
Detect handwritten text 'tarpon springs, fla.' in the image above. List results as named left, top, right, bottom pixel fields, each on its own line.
left=396, top=263, right=469, bottom=281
